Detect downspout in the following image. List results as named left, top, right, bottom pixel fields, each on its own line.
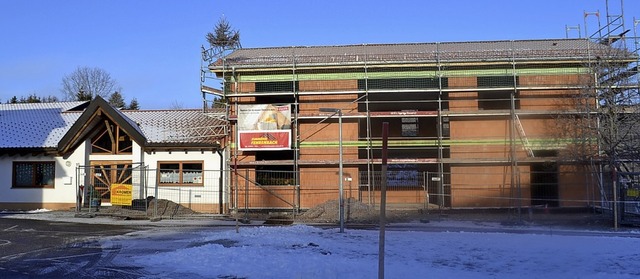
left=217, top=149, right=224, bottom=214
left=140, top=144, right=146, bottom=200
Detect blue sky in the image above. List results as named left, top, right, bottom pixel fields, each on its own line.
left=1, top=0, right=638, bottom=109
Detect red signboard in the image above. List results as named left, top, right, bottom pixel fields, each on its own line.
left=238, top=131, right=291, bottom=150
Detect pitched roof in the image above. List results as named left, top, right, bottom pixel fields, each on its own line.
left=58, top=97, right=226, bottom=154
left=213, top=38, right=629, bottom=69
left=0, top=102, right=87, bottom=150
left=0, top=99, right=226, bottom=155
left=122, top=109, right=225, bottom=146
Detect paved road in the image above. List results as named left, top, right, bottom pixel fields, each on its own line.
left=0, top=213, right=246, bottom=278
left=0, top=217, right=142, bottom=278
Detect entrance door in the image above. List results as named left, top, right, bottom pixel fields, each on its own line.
left=90, top=161, right=133, bottom=203
left=530, top=163, right=559, bottom=207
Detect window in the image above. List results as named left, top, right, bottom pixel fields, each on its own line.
left=91, top=120, right=132, bottom=154
left=13, top=162, right=55, bottom=188
left=358, top=78, right=445, bottom=90
left=477, top=76, right=520, bottom=110
left=158, top=162, right=204, bottom=185
left=357, top=78, right=449, bottom=112
left=255, top=151, right=295, bottom=186
left=477, top=76, right=516, bottom=88
left=255, top=81, right=298, bottom=92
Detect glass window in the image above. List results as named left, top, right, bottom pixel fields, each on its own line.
left=91, top=121, right=133, bottom=154
left=13, top=162, right=55, bottom=188
left=158, top=162, right=203, bottom=185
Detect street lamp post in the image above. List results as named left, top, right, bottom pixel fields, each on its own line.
left=319, top=108, right=344, bottom=233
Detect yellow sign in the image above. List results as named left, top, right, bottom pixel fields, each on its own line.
left=111, top=184, right=133, bottom=206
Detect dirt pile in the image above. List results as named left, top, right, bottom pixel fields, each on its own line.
left=98, top=197, right=197, bottom=218
left=298, top=198, right=419, bottom=224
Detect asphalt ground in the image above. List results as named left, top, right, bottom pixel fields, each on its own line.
left=0, top=212, right=244, bottom=278
left=0, top=217, right=139, bottom=278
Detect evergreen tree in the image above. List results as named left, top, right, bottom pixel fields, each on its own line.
left=127, top=98, right=140, bottom=110
left=108, top=91, right=126, bottom=108
left=206, top=16, right=241, bottom=50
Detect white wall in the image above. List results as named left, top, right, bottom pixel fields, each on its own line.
left=143, top=149, right=225, bottom=211
left=0, top=142, right=86, bottom=208
left=0, top=141, right=227, bottom=212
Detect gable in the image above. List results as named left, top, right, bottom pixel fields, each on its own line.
left=58, top=96, right=147, bottom=156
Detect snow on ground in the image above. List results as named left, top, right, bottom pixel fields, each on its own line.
left=125, top=225, right=640, bottom=279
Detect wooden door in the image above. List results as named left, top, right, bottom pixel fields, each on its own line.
left=90, top=161, right=133, bottom=202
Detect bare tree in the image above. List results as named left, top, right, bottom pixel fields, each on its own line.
left=61, top=66, right=120, bottom=101
left=557, top=41, right=640, bottom=226
left=169, top=100, right=184, bottom=109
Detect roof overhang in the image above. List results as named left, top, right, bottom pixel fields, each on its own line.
left=0, top=147, right=58, bottom=157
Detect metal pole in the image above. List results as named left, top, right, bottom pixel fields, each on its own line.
left=245, top=169, right=249, bottom=222
left=320, top=107, right=345, bottom=233
left=613, top=168, right=619, bottom=230
left=218, top=150, right=224, bottom=214
left=378, top=122, right=389, bottom=279
left=338, top=109, right=344, bottom=233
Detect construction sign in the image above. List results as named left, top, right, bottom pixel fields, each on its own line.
left=111, top=184, right=133, bottom=206
left=237, top=104, right=292, bottom=151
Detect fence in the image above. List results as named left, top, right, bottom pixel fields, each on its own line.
left=76, top=165, right=227, bottom=218
left=144, top=169, right=227, bottom=216
left=75, top=165, right=638, bottom=225
left=228, top=167, right=602, bottom=213
left=75, top=164, right=146, bottom=213
left=615, top=172, right=640, bottom=225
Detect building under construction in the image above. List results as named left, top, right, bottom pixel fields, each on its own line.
left=206, top=18, right=639, bottom=213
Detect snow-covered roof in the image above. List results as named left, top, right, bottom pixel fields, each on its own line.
left=123, top=109, right=224, bottom=145
left=1, top=100, right=225, bottom=154
left=0, top=102, right=87, bottom=149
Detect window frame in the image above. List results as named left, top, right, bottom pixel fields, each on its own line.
left=12, top=161, right=56, bottom=188
left=157, top=161, right=204, bottom=186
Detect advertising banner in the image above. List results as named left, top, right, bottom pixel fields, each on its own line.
left=111, top=184, right=133, bottom=206
left=237, top=104, right=292, bottom=150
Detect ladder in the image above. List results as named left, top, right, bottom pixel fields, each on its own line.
left=514, top=114, right=535, bottom=157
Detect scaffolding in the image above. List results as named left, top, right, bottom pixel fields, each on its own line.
left=582, top=0, right=640, bottom=226
left=211, top=40, right=613, bottom=210
left=205, top=3, right=638, bottom=213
